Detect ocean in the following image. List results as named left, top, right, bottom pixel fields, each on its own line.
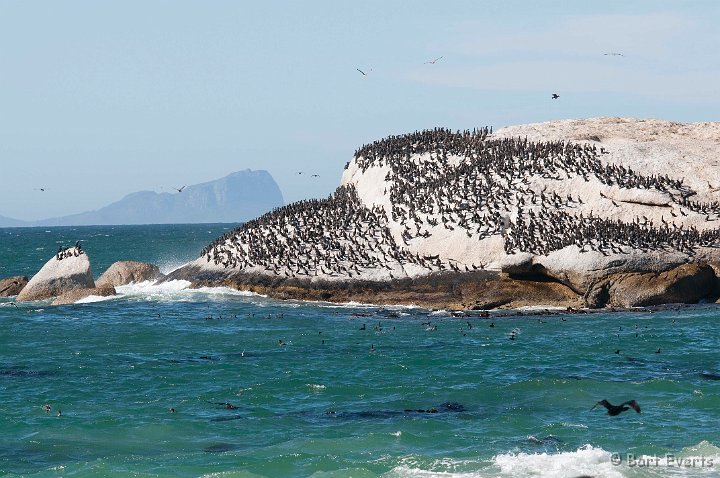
left=1, top=224, right=719, bottom=478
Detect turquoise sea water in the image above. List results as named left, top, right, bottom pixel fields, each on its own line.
left=1, top=225, right=719, bottom=478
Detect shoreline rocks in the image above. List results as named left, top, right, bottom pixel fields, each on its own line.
left=165, top=261, right=720, bottom=310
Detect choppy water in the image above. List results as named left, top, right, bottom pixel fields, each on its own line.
left=1, top=225, right=719, bottom=477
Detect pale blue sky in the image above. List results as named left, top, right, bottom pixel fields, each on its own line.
left=2, top=0, right=719, bottom=220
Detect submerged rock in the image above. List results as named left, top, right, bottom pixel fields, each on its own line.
left=17, top=248, right=95, bottom=302
left=96, top=261, right=164, bottom=288
left=0, top=276, right=28, bottom=297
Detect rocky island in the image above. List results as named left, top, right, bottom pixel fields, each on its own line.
left=165, top=118, right=720, bottom=310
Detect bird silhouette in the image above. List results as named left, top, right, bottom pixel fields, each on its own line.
left=603, top=52, right=624, bottom=56
left=174, top=186, right=186, bottom=193
left=591, top=399, right=641, bottom=416
left=551, top=94, right=560, bottom=99
left=424, top=56, right=443, bottom=64
left=356, top=68, right=367, bottom=76
left=207, top=401, right=238, bottom=410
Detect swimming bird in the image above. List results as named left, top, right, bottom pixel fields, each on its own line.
left=208, top=401, right=238, bottom=410
left=591, top=399, right=641, bottom=416
left=42, top=404, right=51, bottom=413
left=174, top=185, right=186, bottom=193
left=551, top=94, right=560, bottom=99
left=424, top=56, right=443, bottom=64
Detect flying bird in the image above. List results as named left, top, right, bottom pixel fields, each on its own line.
left=591, top=399, right=641, bottom=416
left=424, top=56, right=443, bottom=64
left=174, top=186, right=186, bottom=193
left=311, top=174, right=320, bottom=178
left=551, top=94, right=560, bottom=99
left=356, top=68, right=367, bottom=76
left=603, top=52, right=624, bottom=56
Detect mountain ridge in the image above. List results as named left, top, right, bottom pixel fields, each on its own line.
left=0, top=169, right=284, bottom=227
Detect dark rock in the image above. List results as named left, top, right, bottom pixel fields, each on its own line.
left=0, top=276, right=28, bottom=297
left=606, top=263, right=717, bottom=308
left=51, top=286, right=116, bottom=306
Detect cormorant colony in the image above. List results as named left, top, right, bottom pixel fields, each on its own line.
left=200, top=128, right=720, bottom=278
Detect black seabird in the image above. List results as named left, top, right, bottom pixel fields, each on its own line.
left=591, top=399, right=641, bottom=416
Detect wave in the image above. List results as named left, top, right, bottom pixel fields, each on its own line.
left=75, top=294, right=117, bottom=304
left=114, top=280, right=264, bottom=302
left=383, top=441, right=720, bottom=477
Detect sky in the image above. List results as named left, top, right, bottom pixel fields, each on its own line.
left=1, top=0, right=719, bottom=221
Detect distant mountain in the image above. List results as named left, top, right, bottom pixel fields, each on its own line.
left=0, top=170, right=284, bottom=227
left=0, top=215, right=28, bottom=228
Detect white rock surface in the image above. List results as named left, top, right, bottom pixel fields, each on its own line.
left=17, top=249, right=95, bottom=302
left=176, top=118, right=720, bottom=291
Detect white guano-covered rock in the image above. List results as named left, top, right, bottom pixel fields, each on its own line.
left=17, top=250, right=95, bottom=302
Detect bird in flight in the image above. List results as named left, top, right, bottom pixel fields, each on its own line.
left=591, top=399, right=641, bottom=416
left=551, top=94, right=560, bottom=99
left=424, top=56, right=443, bottom=64
left=603, top=52, right=624, bottom=56
left=297, top=171, right=303, bottom=175
left=311, top=174, right=320, bottom=178
left=356, top=68, right=367, bottom=76
left=35, top=188, right=46, bottom=192
left=174, top=186, right=186, bottom=193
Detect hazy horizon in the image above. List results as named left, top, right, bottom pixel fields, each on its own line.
left=2, top=0, right=719, bottom=220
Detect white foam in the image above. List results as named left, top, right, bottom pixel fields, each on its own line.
left=114, top=280, right=263, bottom=302
left=514, top=305, right=569, bottom=312
left=75, top=294, right=117, bottom=304
left=305, top=383, right=326, bottom=392
left=492, top=445, right=621, bottom=478
left=385, top=442, right=720, bottom=477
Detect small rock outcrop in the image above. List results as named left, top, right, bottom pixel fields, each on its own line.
left=0, top=276, right=28, bottom=297
left=52, top=286, right=116, bottom=306
left=17, top=247, right=95, bottom=302
left=96, top=261, right=164, bottom=288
